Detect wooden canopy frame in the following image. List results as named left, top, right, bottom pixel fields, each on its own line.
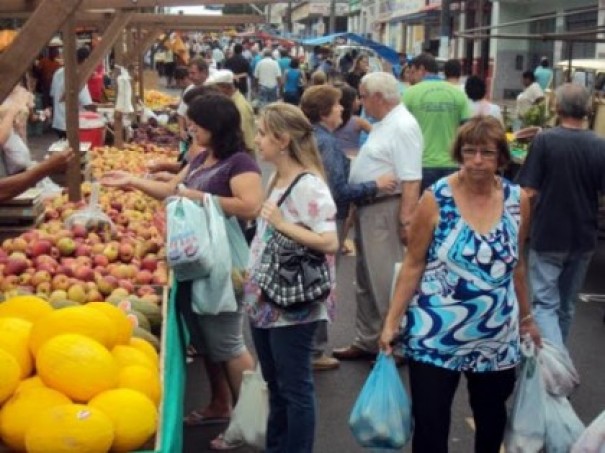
left=0, top=0, right=267, bottom=200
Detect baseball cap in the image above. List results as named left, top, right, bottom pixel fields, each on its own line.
left=204, top=69, right=234, bottom=85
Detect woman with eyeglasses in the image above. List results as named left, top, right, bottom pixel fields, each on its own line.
left=379, top=116, right=541, bottom=453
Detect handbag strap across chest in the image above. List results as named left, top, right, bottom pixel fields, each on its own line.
left=275, top=172, right=311, bottom=208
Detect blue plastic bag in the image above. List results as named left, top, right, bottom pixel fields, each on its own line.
left=349, top=352, right=412, bottom=449
left=166, top=196, right=214, bottom=282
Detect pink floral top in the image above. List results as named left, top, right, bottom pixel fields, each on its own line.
left=244, top=173, right=337, bottom=328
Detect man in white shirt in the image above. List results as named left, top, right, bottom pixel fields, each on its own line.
left=50, top=47, right=93, bottom=138
left=517, top=70, right=545, bottom=118
left=177, top=58, right=209, bottom=144
left=253, top=49, right=281, bottom=108
left=212, top=44, right=225, bottom=69
left=333, top=72, right=423, bottom=362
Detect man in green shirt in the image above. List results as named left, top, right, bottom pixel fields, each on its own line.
left=403, top=53, right=471, bottom=191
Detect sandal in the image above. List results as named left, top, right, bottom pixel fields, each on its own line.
left=184, top=410, right=230, bottom=427
left=209, top=433, right=243, bottom=451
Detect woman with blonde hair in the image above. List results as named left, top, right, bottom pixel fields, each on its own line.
left=244, top=102, right=339, bottom=452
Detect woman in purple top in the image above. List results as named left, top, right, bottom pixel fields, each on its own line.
left=101, top=93, right=263, bottom=447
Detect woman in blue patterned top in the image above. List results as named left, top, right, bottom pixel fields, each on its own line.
left=380, top=116, right=541, bottom=453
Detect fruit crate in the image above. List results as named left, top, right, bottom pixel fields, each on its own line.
left=0, top=188, right=45, bottom=242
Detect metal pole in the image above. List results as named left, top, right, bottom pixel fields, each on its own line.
left=329, top=0, right=336, bottom=34
left=287, top=0, right=292, bottom=36
left=439, top=0, right=451, bottom=59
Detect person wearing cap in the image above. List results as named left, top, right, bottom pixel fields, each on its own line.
left=534, top=56, right=553, bottom=91
left=35, top=37, right=63, bottom=109
left=49, top=46, right=94, bottom=139
left=205, top=70, right=255, bottom=155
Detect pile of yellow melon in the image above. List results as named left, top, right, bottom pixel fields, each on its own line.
left=0, top=295, right=162, bottom=452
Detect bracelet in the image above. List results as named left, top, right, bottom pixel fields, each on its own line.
left=519, top=313, right=533, bottom=325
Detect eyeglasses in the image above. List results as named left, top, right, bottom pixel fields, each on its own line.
left=461, top=146, right=498, bottom=160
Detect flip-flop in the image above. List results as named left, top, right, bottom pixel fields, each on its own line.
left=184, top=410, right=230, bottom=427
left=209, top=433, right=243, bottom=451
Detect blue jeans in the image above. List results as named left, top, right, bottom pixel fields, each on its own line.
left=258, top=85, right=278, bottom=108
left=529, top=249, right=594, bottom=349
left=421, top=167, right=458, bottom=192
left=252, top=322, right=318, bottom=453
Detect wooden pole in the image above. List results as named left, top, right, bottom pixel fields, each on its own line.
left=63, top=13, right=82, bottom=202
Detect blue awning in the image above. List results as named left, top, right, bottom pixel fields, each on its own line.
left=299, top=32, right=399, bottom=66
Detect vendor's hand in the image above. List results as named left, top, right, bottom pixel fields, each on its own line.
left=260, top=200, right=284, bottom=230
left=100, top=170, right=133, bottom=188
left=42, top=148, right=74, bottom=174
left=146, top=159, right=163, bottom=173
left=379, top=321, right=399, bottom=356
left=376, top=173, right=397, bottom=194
left=521, top=319, right=542, bottom=348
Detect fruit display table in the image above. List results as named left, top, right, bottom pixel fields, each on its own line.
left=0, top=143, right=184, bottom=452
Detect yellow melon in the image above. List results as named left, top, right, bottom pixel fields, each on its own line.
left=15, top=376, right=45, bottom=393
left=0, top=317, right=33, bottom=378
left=0, top=348, right=20, bottom=404
left=87, top=302, right=133, bottom=345
left=0, top=296, right=53, bottom=323
left=36, top=334, right=119, bottom=403
left=112, top=345, right=157, bottom=371
left=89, top=388, right=157, bottom=452
left=25, top=404, right=114, bottom=453
left=0, top=387, right=72, bottom=451
left=118, top=365, right=161, bottom=406
left=29, top=305, right=118, bottom=355
left=129, top=337, right=159, bottom=366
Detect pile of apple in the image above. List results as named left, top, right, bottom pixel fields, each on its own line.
left=90, top=144, right=178, bottom=181
left=0, top=182, right=167, bottom=303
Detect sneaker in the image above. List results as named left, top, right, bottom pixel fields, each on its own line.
left=312, top=355, right=340, bottom=371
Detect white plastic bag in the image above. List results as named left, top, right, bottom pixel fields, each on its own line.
left=3, top=130, right=31, bottom=174
left=572, top=410, right=605, bottom=453
left=166, top=195, right=213, bottom=282
left=191, top=195, right=236, bottom=314
left=222, top=367, right=269, bottom=449
left=544, top=393, right=585, bottom=453
left=539, top=339, right=580, bottom=397
left=36, top=177, right=63, bottom=200
left=504, top=339, right=546, bottom=453
left=64, top=182, right=114, bottom=232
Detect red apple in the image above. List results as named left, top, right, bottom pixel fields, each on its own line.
left=74, top=244, right=91, bottom=257
left=118, top=243, right=134, bottom=263
left=5, top=257, right=28, bottom=276
left=71, top=224, right=88, bottom=239
left=73, top=266, right=94, bottom=282
left=140, top=254, right=158, bottom=273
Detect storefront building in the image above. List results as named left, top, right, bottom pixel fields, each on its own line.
left=490, top=0, right=599, bottom=100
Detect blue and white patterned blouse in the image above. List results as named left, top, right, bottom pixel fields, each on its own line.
left=401, top=177, right=522, bottom=372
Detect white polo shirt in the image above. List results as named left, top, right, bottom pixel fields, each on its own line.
left=349, top=104, right=423, bottom=184
left=254, top=57, right=281, bottom=89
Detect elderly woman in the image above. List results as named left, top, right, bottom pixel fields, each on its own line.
left=101, top=93, right=263, bottom=447
left=380, top=116, right=541, bottom=453
left=300, top=85, right=396, bottom=370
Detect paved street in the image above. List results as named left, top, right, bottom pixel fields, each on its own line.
left=183, top=162, right=605, bottom=453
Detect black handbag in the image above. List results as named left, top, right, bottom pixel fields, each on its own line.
left=256, top=173, right=332, bottom=310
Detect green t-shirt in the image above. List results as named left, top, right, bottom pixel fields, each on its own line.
left=403, top=79, right=471, bottom=168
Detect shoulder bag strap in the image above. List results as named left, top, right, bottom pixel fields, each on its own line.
left=276, top=172, right=311, bottom=207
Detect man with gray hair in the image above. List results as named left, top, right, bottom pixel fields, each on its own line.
left=333, top=72, right=423, bottom=362
left=253, top=48, right=281, bottom=108
left=518, top=83, right=605, bottom=350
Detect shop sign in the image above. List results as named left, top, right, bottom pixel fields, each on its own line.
left=308, top=0, right=348, bottom=15
left=390, top=0, right=425, bottom=19
left=349, top=0, right=361, bottom=13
